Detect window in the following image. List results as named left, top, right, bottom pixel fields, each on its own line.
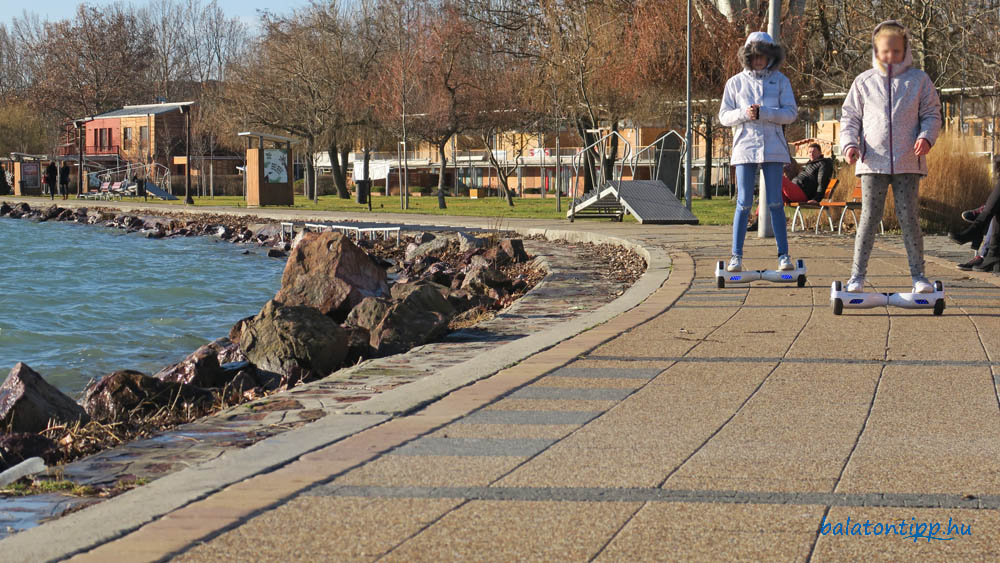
left=99, top=129, right=107, bottom=148
left=123, top=127, right=132, bottom=141
left=820, top=106, right=842, bottom=122
left=140, top=126, right=149, bottom=143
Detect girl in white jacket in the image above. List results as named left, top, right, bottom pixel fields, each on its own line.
left=718, top=32, right=798, bottom=273
left=840, top=20, right=941, bottom=293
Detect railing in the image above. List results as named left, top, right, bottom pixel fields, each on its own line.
left=630, top=130, right=687, bottom=198
left=94, top=162, right=171, bottom=193
left=56, top=144, right=122, bottom=157
left=569, top=131, right=634, bottom=222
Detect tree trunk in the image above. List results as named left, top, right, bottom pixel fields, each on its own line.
left=305, top=148, right=317, bottom=202
left=483, top=133, right=514, bottom=207
left=328, top=140, right=351, bottom=199
left=437, top=141, right=448, bottom=210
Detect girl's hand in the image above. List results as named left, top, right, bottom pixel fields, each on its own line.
left=914, top=138, right=931, bottom=156
left=845, top=147, right=860, bottom=165
left=746, top=105, right=760, bottom=120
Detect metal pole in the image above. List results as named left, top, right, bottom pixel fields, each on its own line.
left=684, top=0, right=692, bottom=211
left=184, top=110, right=193, bottom=205
left=555, top=122, right=561, bottom=212
left=759, top=0, right=781, bottom=238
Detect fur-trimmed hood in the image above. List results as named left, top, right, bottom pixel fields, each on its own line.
left=738, top=31, right=785, bottom=75
left=871, top=20, right=913, bottom=76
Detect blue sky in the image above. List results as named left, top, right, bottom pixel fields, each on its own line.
left=4, top=1, right=314, bottom=29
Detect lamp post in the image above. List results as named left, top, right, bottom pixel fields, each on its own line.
left=758, top=0, right=782, bottom=238
left=684, top=0, right=693, bottom=211
left=182, top=105, right=193, bottom=205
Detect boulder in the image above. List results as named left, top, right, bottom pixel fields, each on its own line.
left=240, top=300, right=348, bottom=383
left=0, top=363, right=90, bottom=433
left=371, top=282, right=456, bottom=356
left=457, top=232, right=484, bottom=252
left=153, top=338, right=242, bottom=388
left=41, top=205, right=63, bottom=221
left=0, top=202, right=10, bottom=216
left=413, top=232, right=436, bottom=244
left=56, top=208, right=76, bottom=221
left=73, top=208, right=88, bottom=222
left=8, top=202, right=30, bottom=219
left=461, top=265, right=507, bottom=293
left=404, top=236, right=451, bottom=262
left=0, top=433, right=61, bottom=471
left=422, top=262, right=455, bottom=287
left=82, top=370, right=213, bottom=422
left=228, top=316, right=253, bottom=345
left=343, top=326, right=373, bottom=366
left=500, top=238, right=530, bottom=263
left=275, top=232, right=390, bottom=321
left=447, top=289, right=497, bottom=312
left=346, top=296, right=392, bottom=332
left=267, top=248, right=287, bottom=258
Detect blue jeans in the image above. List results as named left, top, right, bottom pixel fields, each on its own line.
left=732, top=162, right=788, bottom=257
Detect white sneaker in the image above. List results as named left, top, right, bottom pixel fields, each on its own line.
left=912, top=277, right=934, bottom=294
left=846, top=276, right=865, bottom=292
left=777, top=254, right=793, bottom=271
left=727, top=255, right=743, bottom=272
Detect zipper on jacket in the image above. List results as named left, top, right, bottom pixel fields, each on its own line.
left=887, top=63, right=894, bottom=175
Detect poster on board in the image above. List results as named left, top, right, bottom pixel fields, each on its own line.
left=21, top=162, right=40, bottom=187
left=263, top=149, right=288, bottom=184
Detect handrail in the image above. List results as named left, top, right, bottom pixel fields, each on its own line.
left=630, top=130, right=687, bottom=198
left=569, top=130, right=634, bottom=222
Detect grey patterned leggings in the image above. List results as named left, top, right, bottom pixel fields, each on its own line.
left=852, top=174, right=925, bottom=279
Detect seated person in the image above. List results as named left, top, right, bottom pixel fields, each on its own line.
left=784, top=142, right=833, bottom=204
left=750, top=143, right=833, bottom=228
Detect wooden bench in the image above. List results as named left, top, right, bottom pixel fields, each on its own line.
left=789, top=178, right=842, bottom=234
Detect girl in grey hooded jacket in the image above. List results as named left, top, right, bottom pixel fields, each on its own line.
left=839, top=20, right=942, bottom=293
left=718, top=32, right=798, bottom=273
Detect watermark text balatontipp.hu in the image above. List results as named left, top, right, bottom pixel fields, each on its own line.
left=820, top=516, right=972, bottom=542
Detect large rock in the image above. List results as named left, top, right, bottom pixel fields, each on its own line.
left=371, top=282, right=456, bottom=356
left=275, top=232, right=389, bottom=321
left=404, top=236, right=451, bottom=262
left=457, top=232, right=484, bottom=252
left=240, top=300, right=348, bottom=383
left=153, top=338, right=243, bottom=388
left=461, top=265, right=508, bottom=293
left=82, top=370, right=213, bottom=422
left=8, top=202, right=30, bottom=219
left=0, top=433, right=61, bottom=471
left=0, top=202, right=11, bottom=216
left=346, top=297, right=392, bottom=332
left=500, top=238, right=530, bottom=263
left=0, top=363, right=90, bottom=433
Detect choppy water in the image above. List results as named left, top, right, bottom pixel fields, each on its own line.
left=0, top=217, right=284, bottom=397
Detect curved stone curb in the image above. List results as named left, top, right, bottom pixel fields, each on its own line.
left=56, top=251, right=694, bottom=563
left=0, top=207, right=674, bottom=563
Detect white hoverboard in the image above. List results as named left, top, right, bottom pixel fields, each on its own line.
left=715, top=259, right=807, bottom=289
left=830, top=280, right=945, bottom=316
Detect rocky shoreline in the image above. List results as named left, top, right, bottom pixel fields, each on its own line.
left=0, top=200, right=645, bottom=491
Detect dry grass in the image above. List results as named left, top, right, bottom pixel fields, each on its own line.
left=833, top=134, right=992, bottom=233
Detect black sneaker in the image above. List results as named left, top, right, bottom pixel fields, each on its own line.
left=747, top=221, right=759, bottom=231
left=958, top=255, right=984, bottom=271
left=962, top=205, right=985, bottom=223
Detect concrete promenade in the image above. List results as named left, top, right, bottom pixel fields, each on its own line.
left=4, top=198, right=1000, bottom=561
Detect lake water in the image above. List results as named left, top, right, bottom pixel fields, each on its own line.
left=0, top=217, right=285, bottom=397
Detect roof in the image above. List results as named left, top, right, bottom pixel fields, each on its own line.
left=91, top=102, right=195, bottom=119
